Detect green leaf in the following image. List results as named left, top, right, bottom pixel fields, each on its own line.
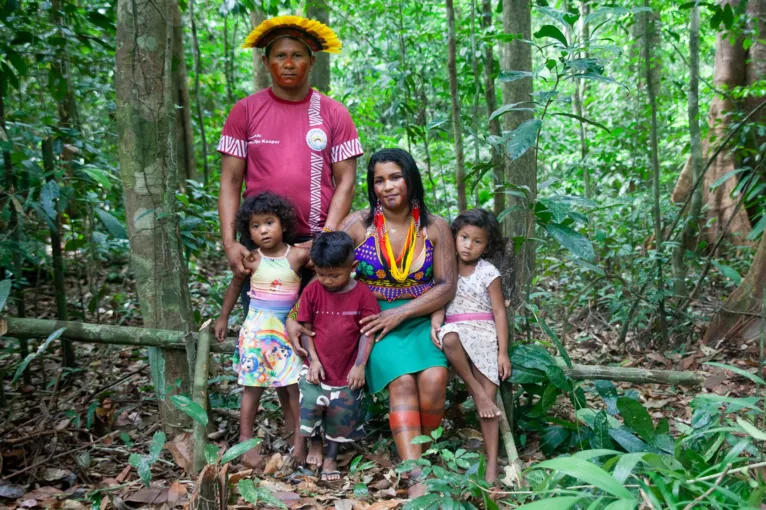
left=722, top=3, right=734, bottom=28
left=591, top=410, right=613, bottom=449
left=545, top=223, right=596, bottom=261
left=169, top=395, right=208, bottom=426
left=535, top=457, right=634, bottom=500
left=710, top=167, right=747, bottom=189
left=13, top=327, right=67, bottom=383
left=353, top=482, right=369, bottom=498
left=506, top=119, right=542, bottom=161
left=3, top=46, right=27, bottom=76
left=612, top=452, right=648, bottom=484
left=704, top=362, right=766, bottom=386
left=221, top=437, right=261, bottom=464
left=515, top=497, right=583, bottom=510
left=534, top=24, right=568, bottom=47
left=609, top=427, right=652, bottom=453
left=595, top=380, right=619, bottom=415
left=551, top=112, right=611, bottom=134
left=95, top=208, right=128, bottom=239
left=40, top=180, right=60, bottom=219
left=498, top=70, right=534, bottom=83
left=617, top=397, right=655, bottom=442
left=411, top=435, right=433, bottom=444
left=539, top=316, right=572, bottom=367
left=204, top=444, right=220, bottom=465
left=238, top=479, right=287, bottom=509
left=488, top=102, right=535, bottom=122
left=129, top=453, right=152, bottom=485
left=148, top=431, right=166, bottom=461
left=426, top=118, right=448, bottom=131
left=0, top=279, right=11, bottom=313
left=693, top=394, right=763, bottom=412
left=431, top=426, right=443, bottom=440
left=737, top=417, right=766, bottom=441
left=603, top=500, right=636, bottom=510
left=512, top=344, right=557, bottom=371
left=711, top=260, right=742, bottom=285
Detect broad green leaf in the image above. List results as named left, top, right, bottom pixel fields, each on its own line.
left=693, top=394, right=763, bottom=413
left=426, top=118, right=448, bottom=131
left=545, top=365, right=572, bottom=392
left=747, top=214, right=766, bottom=240
left=592, top=410, right=613, bottom=449
left=535, top=457, right=634, bottom=500
left=737, top=417, right=766, bottom=441
left=612, top=452, right=648, bottom=483
left=148, top=431, right=166, bottom=461
left=710, top=167, right=748, bottom=189
left=40, top=180, right=60, bottom=219
left=170, top=395, right=208, bottom=426
left=411, top=435, right=433, bottom=444
left=595, top=380, right=619, bottom=415
left=0, top=279, right=11, bottom=313
left=498, top=70, right=534, bottom=82
left=711, top=260, right=742, bottom=285
left=603, top=500, right=636, bottom=510
left=609, top=427, right=652, bottom=453
left=129, top=453, right=152, bottom=485
left=539, top=316, right=572, bottom=367
left=515, top=497, right=583, bottom=510
left=545, top=223, right=596, bottom=261
left=506, top=119, right=541, bottom=161
left=204, top=444, right=220, bottom=465
left=431, top=426, right=443, bottom=440
left=13, top=327, right=67, bottom=383
left=510, top=365, right=548, bottom=384
left=4, top=46, right=27, bottom=76
left=551, top=112, right=611, bottom=134
left=704, top=362, right=766, bottom=386
left=488, top=102, right=535, bottom=122
left=512, top=344, right=557, bottom=371
left=534, top=24, right=568, bottom=46
left=95, top=208, right=128, bottom=239
left=617, top=397, right=655, bottom=442
left=238, top=479, right=288, bottom=509
left=572, top=72, right=624, bottom=88
left=353, top=482, right=369, bottom=498
left=82, top=167, right=112, bottom=189
left=541, top=426, right=570, bottom=455
left=221, top=437, right=261, bottom=464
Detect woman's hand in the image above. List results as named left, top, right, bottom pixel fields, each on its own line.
left=225, top=241, right=255, bottom=278
left=307, top=362, right=325, bottom=384
left=213, top=317, right=228, bottom=343
left=360, top=310, right=405, bottom=342
left=286, top=318, right=313, bottom=357
left=430, top=323, right=442, bottom=350
left=498, top=353, right=512, bottom=381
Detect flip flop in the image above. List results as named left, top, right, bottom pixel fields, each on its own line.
left=320, top=470, right=341, bottom=482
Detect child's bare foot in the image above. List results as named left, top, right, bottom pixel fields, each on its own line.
left=305, top=437, right=323, bottom=468
left=293, top=436, right=307, bottom=465
left=485, top=458, right=498, bottom=484
left=319, top=457, right=340, bottom=481
left=474, top=390, right=501, bottom=419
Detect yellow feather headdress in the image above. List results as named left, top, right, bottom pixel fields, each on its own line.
left=242, top=15, right=342, bottom=54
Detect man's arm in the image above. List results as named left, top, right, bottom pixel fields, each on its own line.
left=219, top=155, right=252, bottom=277
left=324, top=158, right=357, bottom=230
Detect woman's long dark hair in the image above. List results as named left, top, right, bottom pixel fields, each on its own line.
left=364, top=148, right=432, bottom=227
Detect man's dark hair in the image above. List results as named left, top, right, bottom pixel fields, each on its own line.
left=235, top=191, right=298, bottom=244
left=310, top=231, right=355, bottom=268
left=264, top=36, right=313, bottom=58
left=451, top=208, right=502, bottom=258
left=364, top=148, right=432, bottom=228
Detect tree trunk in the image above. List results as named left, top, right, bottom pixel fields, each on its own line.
left=115, top=0, right=196, bottom=434
left=50, top=0, right=81, bottom=136
left=574, top=0, right=590, bottom=198
left=172, top=3, right=197, bottom=189
left=250, top=9, right=271, bottom=91
left=481, top=0, right=503, bottom=217
left=447, top=0, right=467, bottom=213
left=470, top=0, right=482, bottom=207
left=188, top=0, right=209, bottom=186
left=671, top=0, right=751, bottom=245
left=501, top=0, right=534, bottom=304
left=306, top=0, right=331, bottom=94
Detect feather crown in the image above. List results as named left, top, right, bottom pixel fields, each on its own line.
left=242, top=15, right=342, bottom=54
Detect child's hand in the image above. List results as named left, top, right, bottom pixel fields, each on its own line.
left=347, top=365, right=366, bottom=390
left=430, top=323, right=442, bottom=350
left=498, top=353, right=512, bottom=381
left=213, top=317, right=228, bottom=343
left=307, top=362, right=325, bottom=384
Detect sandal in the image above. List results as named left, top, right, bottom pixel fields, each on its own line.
left=320, top=470, right=341, bottom=482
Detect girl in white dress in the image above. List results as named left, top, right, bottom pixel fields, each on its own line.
left=430, top=208, right=510, bottom=483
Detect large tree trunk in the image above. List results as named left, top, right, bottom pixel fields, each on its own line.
left=115, top=0, right=196, bottom=434
left=704, top=0, right=766, bottom=345
left=171, top=3, right=197, bottom=189
left=250, top=9, right=271, bottom=91
left=501, top=0, right=534, bottom=305
left=306, top=0, right=331, bottom=94
left=482, top=0, right=503, bottom=217
left=672, top=1, right=752, bottom=245
left=447, top=0, right=467, bottom=212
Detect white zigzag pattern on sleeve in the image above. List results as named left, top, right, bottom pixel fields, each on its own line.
left=331, top=138, right=363, bottom=163
left=217, top=135, right=247, bottom=158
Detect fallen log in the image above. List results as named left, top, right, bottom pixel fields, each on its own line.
left=1, top=317, right=704, bottom=386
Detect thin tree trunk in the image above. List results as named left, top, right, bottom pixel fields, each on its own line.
left=250, top=9, right=271, bottom=91
left=574, top=1, right=590, bottom=198
left=447, top=0, right=467, bottom=212
left=188, top=0, right=209, bottom=186
left=0, top=83, right=30, bottom=385
left=115, top=0, right=196, bottom=434
left=172, top=3, right=197, bottom=188
left=397, top=0, right=412, bottom=155
left=306, top=0, right=331, bottom=94
left=481, top=0, right=503, bottom=216
left=470, top=0, right=481, bottom=207
left=673, top=5, right=703, bottom=299
left=644, top=0, right=669, bottom=348
left=41, top=138, right=75, bottom=367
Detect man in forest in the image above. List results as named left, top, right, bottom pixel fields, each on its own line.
left=217, top=16, right=363, bottom=280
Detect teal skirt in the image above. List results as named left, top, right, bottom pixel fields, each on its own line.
left=365, top=300, right=448, bottom=394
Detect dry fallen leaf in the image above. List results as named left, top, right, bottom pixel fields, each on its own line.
left=115, top=464, right=132, bottom=483
left=125, top=487, right=168, bottom=505
left=42, top=468, right=74, bottom=482
left=23, top=487, right=64, bottom=500
left=165, top=433, right=194, bottom=473
left=263, top=453, right=284, bottom=476
left=367, top=500, right=403, bottom=510
left=167, top=481, right=188, bottom=504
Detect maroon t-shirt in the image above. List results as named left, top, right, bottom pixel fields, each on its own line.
left=297, top=280, right=380, bottom=386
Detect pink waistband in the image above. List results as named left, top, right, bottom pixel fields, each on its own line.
left=445, top=312, right=494, bottom=323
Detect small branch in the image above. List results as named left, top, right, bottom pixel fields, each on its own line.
left=682, top=465, right=731, bottom=510
left=687, top=461, right=766, bottom=484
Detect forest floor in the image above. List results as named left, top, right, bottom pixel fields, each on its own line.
left=0, top=260, right=762, bottom=509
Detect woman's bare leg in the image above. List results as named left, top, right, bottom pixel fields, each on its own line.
left=388, top=374, right=422, bottom=461
left=471, top=364, right=500, bottom=483
left=441, top=333, right=500, bottom=419
left=415, top=366, right=448, bottom=438
left=240, top=386, right=266, bottom=468
left=276, top=386, right=296, bottom=439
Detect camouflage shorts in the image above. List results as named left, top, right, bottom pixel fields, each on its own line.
left=298, top=372, right=365, bottom=443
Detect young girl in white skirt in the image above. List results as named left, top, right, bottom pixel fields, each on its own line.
left=430, top=208, right=511, bottom=483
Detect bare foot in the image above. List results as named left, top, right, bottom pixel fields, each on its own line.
left=485, top=458, right=498, bottom=484
left=320, top=457, right=340, bottom=482
left=293, top=436, right=307, bottom=465
left=241, top=443, right=265, bottom=470
left=306, top=437, right=323, bottom=469
left=474, top=390, right=501, bottom=419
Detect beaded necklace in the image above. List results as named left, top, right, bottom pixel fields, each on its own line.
left=373, top=201, right=421, bottom=283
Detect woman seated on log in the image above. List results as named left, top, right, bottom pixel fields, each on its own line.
left=290, top=148, right=457, bottom=474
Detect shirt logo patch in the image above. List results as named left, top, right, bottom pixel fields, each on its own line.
left=306, top=128, right=328, bottom=151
